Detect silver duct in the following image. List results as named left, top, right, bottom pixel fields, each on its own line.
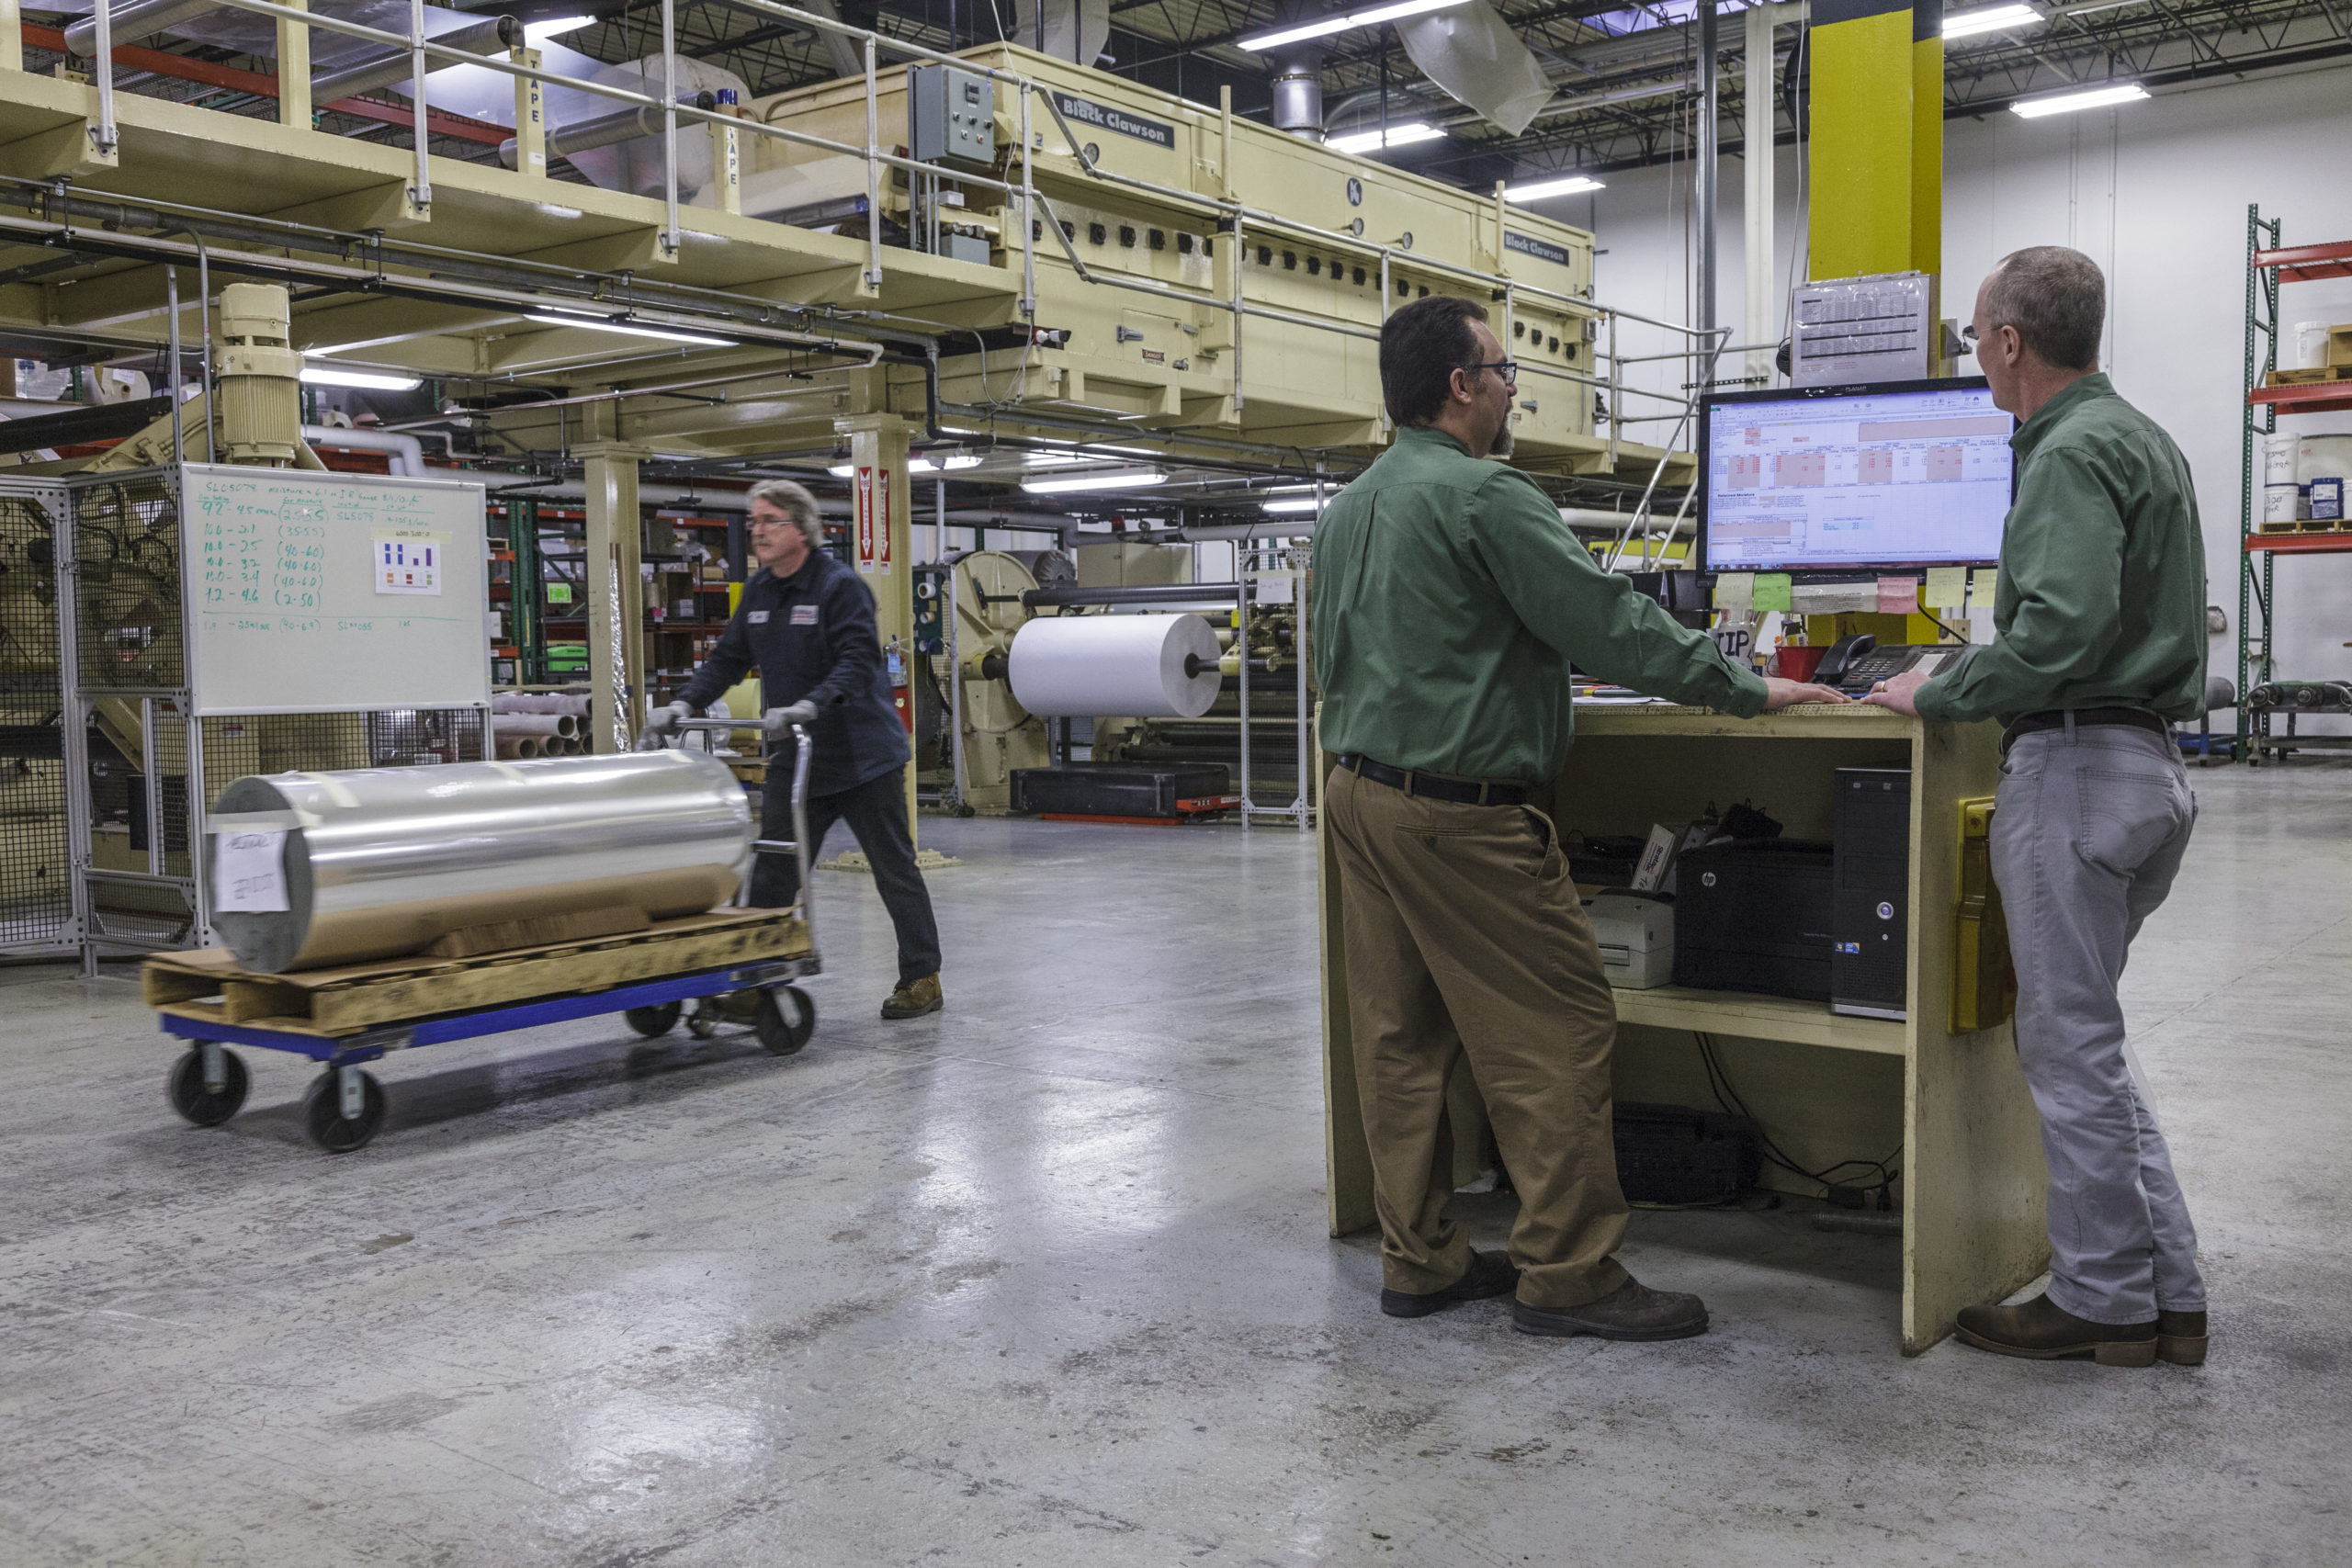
left=209, top=751, right=752, bottom=972
left=497, top=96, right=703, bottom=169
left=1270, top=49, right=1325, bottom=140
left=311, top=13, right=520, bottom=104
left=1013, top=0, right=1112, bottom=65
left=63, top=0, right=221, bottom=56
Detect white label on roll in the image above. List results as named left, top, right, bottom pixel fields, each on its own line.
left=1007, top=614, right=1223, bottom=719
left=215, top=830, right=289, bottom=913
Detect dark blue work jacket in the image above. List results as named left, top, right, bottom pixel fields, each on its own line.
left=677, top=548, right=910, bottom=796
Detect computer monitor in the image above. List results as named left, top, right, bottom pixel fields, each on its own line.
left=1697, top=377, right=2016, bottom=573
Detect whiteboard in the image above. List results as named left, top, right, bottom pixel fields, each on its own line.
left=182, top=464, right=493, bottom=716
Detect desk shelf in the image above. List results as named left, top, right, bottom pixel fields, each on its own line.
left=1611, top=986, right=1907, bottom=1055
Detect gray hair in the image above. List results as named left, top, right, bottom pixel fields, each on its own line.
left=748, top=478, right=823, bottom=549
left=1984, top=245, right=2105, bottom=372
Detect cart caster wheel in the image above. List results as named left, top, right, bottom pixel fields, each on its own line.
left=302, top=1069, right=387, bottom=1154
left=686, top=1006, right=720, bottom=1040
left=753, top=987, right=816, bottom=1056
left=624, top=1001, right=683, bottom=1038
left=167, top=1044, right=249, bottom=1127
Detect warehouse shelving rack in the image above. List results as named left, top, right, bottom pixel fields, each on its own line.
left=2238, top=205, right=2352, bottom=764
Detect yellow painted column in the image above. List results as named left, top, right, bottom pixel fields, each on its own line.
left=277, top=0, right=310, bottom=127
left=1910, top=0, right=1943, bottom=277
left=0, top=0, right=20, bottom=73
left=510, top=47, right=546, bottom=176
left=1806, top=0, right=1918, bottom=280
left=834, top=412, right=917, bottom=840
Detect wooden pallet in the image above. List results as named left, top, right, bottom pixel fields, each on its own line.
left=142, top=908, right=810, bottom=1037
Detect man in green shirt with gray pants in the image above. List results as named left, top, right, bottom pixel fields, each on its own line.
left=1869, top=246, right=2209, bottom=1369
left=1313, top=296, right=1845, bottom=1340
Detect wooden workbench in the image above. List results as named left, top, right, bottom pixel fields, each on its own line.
left=1317, top=703, right=2048, bottom=1354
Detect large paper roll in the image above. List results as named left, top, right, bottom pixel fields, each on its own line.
left=1008, top=614, right=1222, bottom=719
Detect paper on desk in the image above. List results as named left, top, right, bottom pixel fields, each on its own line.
left=1877, top=575, right=1919, bottom=615
left=214, top=830, right=289, bottom=913
left=1922, top=566, right=1968, bottom=608
left=1752, top=573, right=1792, bottom=613
left=1973, top=568, right=2000, bottom=610
left=1792, top=582, right=1878, bottom=615
left=1713, top=571, right=1755, bottom=613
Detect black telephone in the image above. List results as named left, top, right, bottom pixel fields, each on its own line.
left=1815, top=634, right=1962, bottom=694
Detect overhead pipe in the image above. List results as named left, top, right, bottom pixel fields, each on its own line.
left=63, top=0, right=221, bottom=57
left=301, top=424, right=424, bottom=475
left=311, top=13, right=521, bottom=104
left=1270, top=46, right=1327, bottom=141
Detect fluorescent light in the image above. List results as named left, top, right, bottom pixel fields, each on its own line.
left=1328, top=121, right=1444, bottom=155
left=830, top=456, right=984, bottom=477
left=300, top=366, right=422, bottom=390
left=1241, top=0, right=1470, bottom=52
left=1020, top=469, right=1167, bottom=495
left=1261, top=497, right=1328, bottom=514
left=523, top=14, right=594, bottom=42
left=523, top=311, right=738, bottom=348
left=1505, top=175, right=1606, bottom=203
left=1943, top=3, right=2041, bottom=37
left=1023, top=451, right=1088, bottom=467
left=2009, top=82, right=2148, bottom=117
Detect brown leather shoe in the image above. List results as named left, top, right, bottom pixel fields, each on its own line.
left=1381, top=1249, right=1520, bottom=1318
left=1512, top=1277, right=1708, bottom=1341
left=1955, top=1292, right=2156, bottom=1366
left=2157, top=1309, right=2208, bottom=1366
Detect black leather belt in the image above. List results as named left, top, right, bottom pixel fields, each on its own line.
left=2001, top=707, right=2170, bottom=754
left=1337, top=753, right=1531, bottom=807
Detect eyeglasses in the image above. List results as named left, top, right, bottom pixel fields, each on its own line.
left=1462, top=359, right=1520, bottom=384
left=1960, top=325, right=1980, bottom=344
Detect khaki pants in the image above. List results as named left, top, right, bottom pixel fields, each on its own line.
left=1327, top=763, right=1630, bottom=1310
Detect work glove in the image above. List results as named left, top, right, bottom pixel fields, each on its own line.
left=650, top=700, right=694, bottom=731
left=774, top=699, right=820, bottom=728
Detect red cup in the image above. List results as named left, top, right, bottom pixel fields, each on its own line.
left=1772, top=645, right=1827, bottom=682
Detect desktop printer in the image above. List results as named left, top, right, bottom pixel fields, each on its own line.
left=1587, top=891, right=1675, bottom=989
left=1672, top=840, right=1837, bottom=1001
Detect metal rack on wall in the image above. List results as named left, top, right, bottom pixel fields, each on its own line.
left=2239, top=204, right=2352, bottom=764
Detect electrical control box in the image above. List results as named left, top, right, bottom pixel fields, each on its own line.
left=910, top=63, right=995, bottom=168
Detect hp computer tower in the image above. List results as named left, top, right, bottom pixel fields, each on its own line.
left=1833, top=768, right=1912, bottom=1020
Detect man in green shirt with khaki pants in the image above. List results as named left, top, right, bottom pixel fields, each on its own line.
left=1869, top=247, right=2210, bottom=1369
left=1313, top=296, right=1845, bottom=1340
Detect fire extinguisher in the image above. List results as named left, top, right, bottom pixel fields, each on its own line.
left=886, top=637, right=913, bottom=735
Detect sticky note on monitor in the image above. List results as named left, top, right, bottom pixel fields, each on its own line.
left=1753, top=573, right=1792, bottom=613
left=1713, top=572, right=1755, bottom=613
left=1922, top=566, right=1968, bottom=608
left=1878, top=576, right=1919, bottom=615
left=1973, top=568, right=2000, bottom=610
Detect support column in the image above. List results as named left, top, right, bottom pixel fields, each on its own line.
left=277, top=0, right=310, bottom=127
left=709, top=91, right=741, bottom=215
left=581, top=442, right=650, bottom=753
left=1744, top=1, right=1777, bottom=385
left=510, top=46, right=546, bottom=176
left=1695, top=0, right=1719, bottom=352
left=835, top=411, right=915, bottom=840
left=1912, top=0, right=1946, bottom=366
left=1805, top=0, right=1919, bottom=281
left=1, top=0, right=20, bottom=73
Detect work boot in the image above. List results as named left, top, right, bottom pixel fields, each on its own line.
left=1381, top=1249, right=1520, bottom=1319
left=1954, top=1292, right=2157, bottom=1367
left=2157, top=1309, right=2209, bottom=1366
left=1512, top=1277, right=1708, bottom=1341
left=881, top=975, right=943, bottom=1020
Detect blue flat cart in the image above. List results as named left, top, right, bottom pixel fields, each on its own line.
left=150, top=716, right=818, bottom=1153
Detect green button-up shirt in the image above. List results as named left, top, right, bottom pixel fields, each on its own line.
left=1915, top=374, right=2208, bottom=727
left=1310, top=424, right=1768, bottom=785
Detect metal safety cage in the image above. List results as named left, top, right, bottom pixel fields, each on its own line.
left=0, top=478, right=82, bottom=956
left=61, top=466, right=493, bottom=968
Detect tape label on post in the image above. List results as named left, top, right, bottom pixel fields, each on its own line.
left=854, top=465, right=876, bottom=573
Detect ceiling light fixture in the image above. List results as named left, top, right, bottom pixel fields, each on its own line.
left=1020, top=469, right=1168, bottom=495
left=522, top=14, right=595, bottom=42
left=1260, top=497, right=1328, bottom=514
left=299, top=365, right=422, bottom=391
left=1504, top=175, right=1606, bottom=204
left=2008, top=81, right=2147, bottom=117
left=1327, top=121, right=1445, bottom=155
left=524, top=311, right=738, bottom=348
left=1942, top=3, right=2041, bottom=37
left=1240, top=0, right=1472, bottom=53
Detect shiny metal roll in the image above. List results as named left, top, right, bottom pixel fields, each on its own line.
left=209, top=751, right=752, bottom=973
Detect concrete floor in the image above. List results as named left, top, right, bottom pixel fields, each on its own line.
left=3, top=761, right=2347, bottom=1567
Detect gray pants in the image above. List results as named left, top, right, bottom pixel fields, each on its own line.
left=1993, top=720, right=2205, bottom=1324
